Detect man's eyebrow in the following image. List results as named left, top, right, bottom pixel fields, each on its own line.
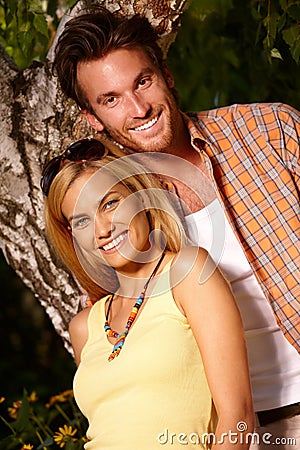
left=96, top=68, right=155, bottom=104
left=96, top=90, right=117, bottom=104
left=134, top=67, right=155, bottom=84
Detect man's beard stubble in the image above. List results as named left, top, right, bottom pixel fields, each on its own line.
left=94, top=95, right=179, bottom=154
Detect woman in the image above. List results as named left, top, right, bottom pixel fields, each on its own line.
left=42, top=138, right=254, bottom=449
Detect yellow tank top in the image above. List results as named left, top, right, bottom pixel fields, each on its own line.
left=74, top=259, right=217, bottom=449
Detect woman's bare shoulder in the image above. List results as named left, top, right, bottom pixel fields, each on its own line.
left=170, top=246, right=213, bottom=286
left=69, top=307, right=92, bottom=365
left=69, top=306, right=91, bottom=333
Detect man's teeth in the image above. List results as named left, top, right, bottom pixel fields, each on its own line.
left=102, top=233, right=127, bottom=251
left=134, top=116, right=158, bottom=131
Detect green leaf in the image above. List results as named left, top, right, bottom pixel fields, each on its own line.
left=290, top=39, right=300, bottom=64
left=270, top=47, right=283, bottom=59
left=282, top=24, right=299, bottom=46
left=18, top=20, right=33, bottom=33
left=13, top=391, right=30, bottom=433
left=279, top=0, right=288, bottom=11
left=17, top=30, right=34, bottom=56
left=37, top=435, right=54, bottom=448
left=277, top=12, right=286, bottom=31
left=263, top=11, right=279, bottom=43
left=65, top=439, right=84, bottom=450
left=33, top=12, right=49, bottom=38
left=287, top=5, right=300, bottom=20
left=3, top=45, right=14, bottom=57
left=6, top=0, right=18, bottom=16
left=0, top=435, right=21, bottom=450
left=190, top=0, right=233, bottom=18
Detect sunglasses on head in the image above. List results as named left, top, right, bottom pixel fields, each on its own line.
left=40, top=138, right=107, bottom=196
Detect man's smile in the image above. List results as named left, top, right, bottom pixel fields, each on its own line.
left=131, top=114, right=160, bottom=132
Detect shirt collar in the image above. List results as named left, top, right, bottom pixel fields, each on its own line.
left=181, top=112, right=208, bottom=152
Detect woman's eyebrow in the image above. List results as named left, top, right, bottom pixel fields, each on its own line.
left=68, top=189, right=120, bottom=222
left=68, top=212, right=86, bottom=223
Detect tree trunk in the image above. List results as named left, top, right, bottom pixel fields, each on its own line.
left=0, top=0, right=189, bottom=352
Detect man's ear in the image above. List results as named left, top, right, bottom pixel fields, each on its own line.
left=162, top=64, right=175, bottom=89
left=81, top=110, right=105, bottom=132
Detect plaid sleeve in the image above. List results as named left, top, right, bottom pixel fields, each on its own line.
left=251, top=103, right=300, bottom=186
left=187, top=103, right=300, bottom=351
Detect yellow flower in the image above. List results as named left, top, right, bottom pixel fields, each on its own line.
left=8, top=400, right=22, bottom=419
left=47, top=389, right=74, bottom=407
left=27, top=391, right=38, bottom=403
left=53, top=424, right=77, bottom=448
left=21, top=444, right=34, bottom=450
left=7, top=392, right=37, bottom=419
left=0, top=396, right=5, bottom=403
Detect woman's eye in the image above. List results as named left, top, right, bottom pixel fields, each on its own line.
left=72, top=217, right=89, bottom=229
left=103, top=199, right=119, bottom=211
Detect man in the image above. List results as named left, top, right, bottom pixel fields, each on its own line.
left=53, top=7, right=300, bottom=449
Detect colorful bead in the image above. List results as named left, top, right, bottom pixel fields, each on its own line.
left=104, top=253, right=165, bottom=361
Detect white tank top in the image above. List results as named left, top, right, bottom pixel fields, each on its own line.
left=185, top=199, right=300, bottom=412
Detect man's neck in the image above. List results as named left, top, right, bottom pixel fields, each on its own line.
left=163, top=120, right=208, bottom=176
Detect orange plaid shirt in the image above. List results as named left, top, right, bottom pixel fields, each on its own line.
left=183, top=103, right=300, bottom=352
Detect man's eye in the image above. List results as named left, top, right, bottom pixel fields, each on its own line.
left=138, top=77, right=151, bottom=87
left=104, top=96, right=117, bottom=106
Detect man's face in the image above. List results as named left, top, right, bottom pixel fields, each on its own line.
left=77, top=47, right=182, bottom=153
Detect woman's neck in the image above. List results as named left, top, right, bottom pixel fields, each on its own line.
left=115, top=250, right=168, bottom=299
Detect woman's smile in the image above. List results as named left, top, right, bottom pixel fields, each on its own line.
left=100, top=230, right=128, bottom=253
left=61, top=169, right=152, bottom=273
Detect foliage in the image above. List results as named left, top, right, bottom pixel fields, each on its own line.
left=258, top=0, right=300, bottom=63
left=168, top=0, right=300, bottom=110
left=0, top=1, right=299, bottom=446
left=0, top=0, right=76, bottom=69
left=0, top=389, right=88, bottom=449
left=0, top=253, right=76, bottom=406
left=0, top=0, right=299, bottom=72
left=0, top=0, right=299, bottom=108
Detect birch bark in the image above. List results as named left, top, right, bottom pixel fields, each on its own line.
left=0, top=0, right=189, bottom=351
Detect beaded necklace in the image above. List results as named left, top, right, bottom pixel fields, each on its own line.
left=104, top=252, right=166, bottom=362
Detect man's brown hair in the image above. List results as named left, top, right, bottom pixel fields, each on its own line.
left=53, top=7, right=166, bottom=113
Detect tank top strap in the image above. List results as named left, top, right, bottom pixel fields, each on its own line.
left=150, top=254, right=176, bottom=299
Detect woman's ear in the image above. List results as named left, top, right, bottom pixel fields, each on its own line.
left=81, top=110, right=105, bottom=132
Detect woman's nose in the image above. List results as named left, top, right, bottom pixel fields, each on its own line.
left=94, top=214, right=115, bottom=239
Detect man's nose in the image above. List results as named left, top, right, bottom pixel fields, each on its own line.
left=126, top=93, right=151, bottom=118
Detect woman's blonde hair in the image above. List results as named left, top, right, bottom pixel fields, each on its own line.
left=44, top=153, right=188, bottom=302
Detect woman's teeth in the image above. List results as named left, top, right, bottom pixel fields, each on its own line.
left=102, top=232, right=127, bottom=251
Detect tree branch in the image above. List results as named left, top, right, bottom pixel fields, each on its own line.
left=0, top=0, right=189, bottom=352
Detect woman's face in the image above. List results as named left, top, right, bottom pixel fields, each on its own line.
left=61, top=169, right=153, bottom=273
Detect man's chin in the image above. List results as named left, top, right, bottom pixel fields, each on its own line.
left=126, top=136, right=173, bottom=154
left=106, top=128, right=173, bottom=153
